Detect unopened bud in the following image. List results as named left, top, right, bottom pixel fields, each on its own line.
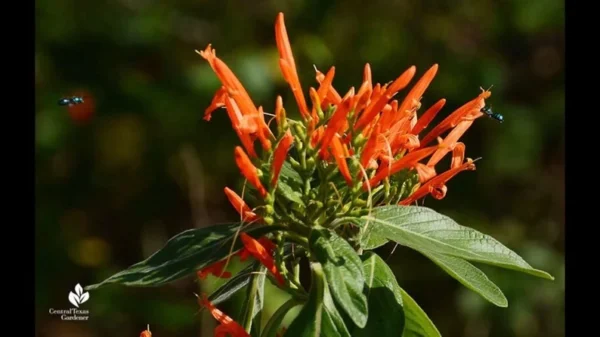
left=265, top=204, right=274, bottom=215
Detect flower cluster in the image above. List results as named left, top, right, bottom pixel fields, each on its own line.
left=195, top=12, right=492, bottom=334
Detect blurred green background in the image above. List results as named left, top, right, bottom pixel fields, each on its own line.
left=35, top=0, right=564, bottom=336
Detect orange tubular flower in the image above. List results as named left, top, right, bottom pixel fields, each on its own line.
left=419, top=88, right=490, bottom=147
left=400, top=158, right=477, bottom=205
left=319, top=97, right=352, bottom=156
left=354, top=66, right=416, bottom=131
left=275, top=13, right=310, bottom=120
left=199, top=293, right=250, bottom=337
left=222, top=97, right=259, bottom=158
left=233, top=146, right=268, bottom=198
left=366, top=145, right=439, bottom=189
left=315, top=67, right=343, bottom=105
left=204, top=86, right=228, bottom=121
left=238, top=236, right=276, bottom=262
left=197, top=259, right=232, bottom=280
left=330, top=135, right=353, bottom=186
left=240, top=233, right=285, bottom=285
left=427, top=119, right=474, bottom=167
left=411, top=98, right=446, bottom=135
left=224, top=187, right=260, bottom=223
left=140, top=325, right=151, bottom=337
left=198, top=45, right=273, bottom=152
left=272, top=131, right=294, bottom=186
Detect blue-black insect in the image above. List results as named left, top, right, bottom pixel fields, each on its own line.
left=58, top=96, right=85, bottom=106
left=481, top=106, right=503, bottom=123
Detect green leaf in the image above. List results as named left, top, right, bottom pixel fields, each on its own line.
left=359, top=222, right=389, bottom=250
left=420, top=251, right=508, bottom=307
left=261, top=298, right=303, bottom=337
left=277, top=180, right=306, bottom=207
left=310, top=228, right=368, bottom=328
left=357, top=206, right=553, bottom=280
left=208, top=262, right=258, bottom=306
left=400, top=287, right=441, bottom=337
left=329, top=216, right=389, bottom=250
left=285, top=263, right=351, bottom=337
left=351, top=252, right=405, bottom=337
left=240, top=264, right=267, bottom=336
left=280, top=161, right=303, bottom=186
left=85, top=223, right=281, bottom=290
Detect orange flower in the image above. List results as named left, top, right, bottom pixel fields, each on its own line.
left=140, top=325, right=151, bottom=337
left=197, top=259, right=232, bottom=280
left=330, top=135, right=353, bottom=186
left=315, top=67, right=342, bottom=105
left=319, top=96, right=352, bottom=156
left=240, top=233, right=285, bottom=285
left=427, top=119, right=474, bottom=167
left=275, top=13, right=310, bottom=120
left=233, top=147, right=268, bottom=198
left=411, top=98, right=446, bottom=135
left=400, top=158, right=477, bottom=205
left=419, top=88, right=490, bottom=147
left=223, top=187, right=260, bottom=223
left=366, top=145, right=439, bottom=189
left=354, top=65, right=416, bottom=131
left=199, top=293, right=250, bottom=337
left=272, top=131, right=294, bottom=186
left=238, top=236, right=277, bottom=262
left=198, top=45, right=273, bottom=151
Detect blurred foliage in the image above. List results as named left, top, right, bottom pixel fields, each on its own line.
left=35, top=0, right=564, bottom=336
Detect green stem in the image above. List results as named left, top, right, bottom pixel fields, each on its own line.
left=242, top=265, right=266, bottom=333
left=260, top=298, right=303, bottom=337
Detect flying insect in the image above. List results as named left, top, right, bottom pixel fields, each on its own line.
left=481, top=106, right=503, bottom=123
left=58, top=96, right=85, bottom=106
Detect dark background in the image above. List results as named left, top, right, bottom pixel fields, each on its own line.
left=35, top=0, right=564, bottom=336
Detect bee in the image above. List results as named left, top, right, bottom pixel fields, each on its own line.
left=481, top=106, right=503, bottom=123
left=58, top=96, right=85, bottom=106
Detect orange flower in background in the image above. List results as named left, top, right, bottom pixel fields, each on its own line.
left=199, top=293, right=250, bottom=337
left=64, top=89, right=95, bottom=124
left=139, top=325, right=151, bottom=337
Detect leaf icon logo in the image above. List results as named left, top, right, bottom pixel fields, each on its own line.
left=68, top=283, right=90, bottom=307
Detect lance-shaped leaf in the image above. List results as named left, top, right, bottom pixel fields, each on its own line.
left=85, top=223, right=281, bottom=290
left=400, top=287, right=441, bottom=337
left=350, top=252, right=405, bottom=337
left=285, top=263, right=351, bottom=337
left=309, top=228, right=368, bottom=328
left=208, top=262, right=259, bottom=306
left=354, top=206, right=553, bottom=280
left=420, top=251, right=508, bottom=307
